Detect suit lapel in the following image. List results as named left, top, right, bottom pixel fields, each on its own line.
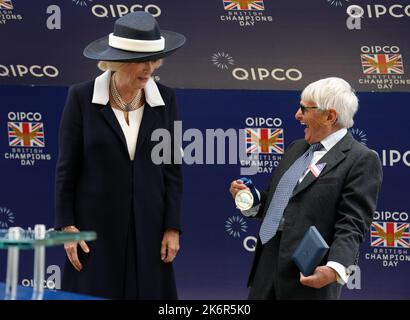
left=135, top=102, right=159, bottom=153
left=292, top=133, right=353, bottom=197
left=100, top=105, right=128, bottom=151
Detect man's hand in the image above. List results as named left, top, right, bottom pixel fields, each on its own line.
left=300, top=266, right=337, bottom=289
left=161, top=229, right=180, bottom=263
left=63, top=225, right=90, bottom=272
left=229, top=179, right=249, bottom=199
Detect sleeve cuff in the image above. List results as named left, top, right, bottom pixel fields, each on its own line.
left=326, top=261, right=349, bottom=285
left=240, top=189, right=261, bottom=217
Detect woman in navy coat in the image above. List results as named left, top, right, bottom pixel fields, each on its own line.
left=54, top=12, right=185, bottom=299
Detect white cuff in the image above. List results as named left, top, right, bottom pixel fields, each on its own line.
left=327, top=261, right=349, bottom=285
left=240, top=189, right=260, bottom=217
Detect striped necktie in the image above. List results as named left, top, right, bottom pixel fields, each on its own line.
left=259, top=143, right=323, bottom=245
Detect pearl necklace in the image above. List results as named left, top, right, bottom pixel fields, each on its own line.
left=110, top=73, right=143, bottom=112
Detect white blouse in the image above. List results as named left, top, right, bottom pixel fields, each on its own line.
left=112, top=106, right=144, bottom=161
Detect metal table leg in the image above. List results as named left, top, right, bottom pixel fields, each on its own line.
left=31, top=225, right=46, bottom=300
left=4, top=227, right=21, bottom=300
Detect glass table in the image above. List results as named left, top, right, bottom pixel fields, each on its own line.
left=0, top=225, right=96, bottom=300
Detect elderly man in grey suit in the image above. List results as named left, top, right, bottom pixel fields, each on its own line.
left=230, top=77, right=382, bottom=300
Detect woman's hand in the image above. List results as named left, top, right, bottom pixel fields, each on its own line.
left=63, top=225, right=90, bottom=272
left=161, top=229, right=180, bottom=263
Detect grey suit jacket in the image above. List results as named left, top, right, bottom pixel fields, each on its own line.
left=248, top=132, right=383, bottom=299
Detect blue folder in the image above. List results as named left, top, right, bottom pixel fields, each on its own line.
left=292, top=226, right=329, bottom=276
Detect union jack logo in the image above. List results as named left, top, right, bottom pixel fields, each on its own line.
left=223, top=0, right=264, bottom=11
left=371, top=222, right=410, bottom=248
left=8, top=122, right=45, bottom=147
left=246, top=128, right=284, bottom=154
left=0, top=0, right=13, bottom=10
left=361, top=54, right=404, bottom=74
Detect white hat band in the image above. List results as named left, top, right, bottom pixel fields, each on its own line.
left=108, top=33, right=165, bottom=53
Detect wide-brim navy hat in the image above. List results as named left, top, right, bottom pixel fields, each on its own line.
left=83, top=12, right=185, bottom=62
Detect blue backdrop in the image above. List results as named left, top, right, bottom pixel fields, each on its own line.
left=0, top=0, right=409, bottom=299
left=1, top=86, right=409, bottom=299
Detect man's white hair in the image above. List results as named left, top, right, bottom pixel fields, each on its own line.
left=301, top=77, right=358, bottom=128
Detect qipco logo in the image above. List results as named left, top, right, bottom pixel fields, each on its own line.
left=92, top=3, right=161, bottom=18
left=21, top=265, right=61, bottom=290
left=361, top=45, right=400, bottom=54
left=243, top=236, right=257, bottom=252
left=374, top=210, right=409, bottom=222
left=381, top=150, right=410, bottom=167
left=8, top=112, right=42, bottom=122
left=347, top=4, right=410, bottom=19
left=0, top=64, right=59, bottom=78
left=232, top=67, right=303, bottom=82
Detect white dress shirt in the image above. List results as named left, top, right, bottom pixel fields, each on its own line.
left=242, top=128, right=350, bottom=284
left=112, top=107, right=144, bottom=161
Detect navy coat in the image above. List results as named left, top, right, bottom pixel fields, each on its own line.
left=55, top=72, right=182, bottom=299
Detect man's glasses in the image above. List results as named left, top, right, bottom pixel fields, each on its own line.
left=300, top=104, right=318, bottom=114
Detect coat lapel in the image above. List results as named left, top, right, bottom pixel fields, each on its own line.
left=100, top=105, right=128, bottom=151
left=292, top=133, right=353, bottom=197
left=99, top=102, right=160, bottom=158
left=135, top=102, right=159, bottom=153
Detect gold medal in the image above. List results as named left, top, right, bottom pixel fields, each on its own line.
left=235, top=189, right=254, bottom=211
